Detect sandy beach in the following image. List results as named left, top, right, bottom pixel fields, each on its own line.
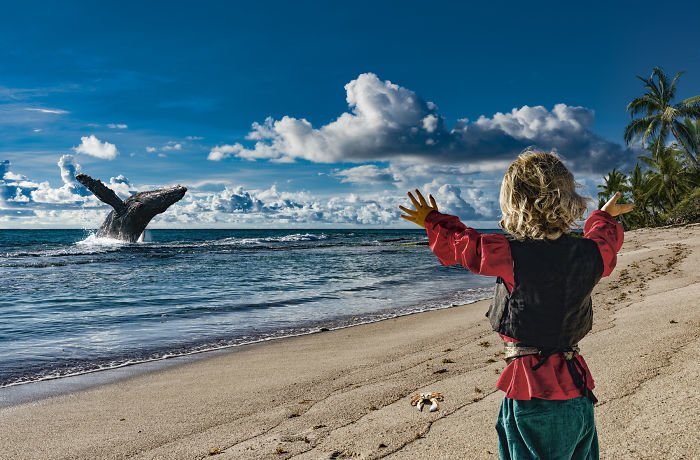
left=1, top=224, right=699, bottom=460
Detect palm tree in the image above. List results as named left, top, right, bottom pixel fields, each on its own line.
left=597, top=168, right=628, bottom=204
left=682, top=118, right=700, bottom=164
left=624, top=67, right=700, bottom=169
left=626, top=163, right=653, bottom=227
left=638, top=144, right=693, bottom=209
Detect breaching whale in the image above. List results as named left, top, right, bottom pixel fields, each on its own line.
left=76, top=173, right=187, bottom=242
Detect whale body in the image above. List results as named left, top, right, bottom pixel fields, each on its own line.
left=76, top=173, right=187, bottom=242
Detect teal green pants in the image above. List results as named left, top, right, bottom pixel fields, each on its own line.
left=496, top=396, right=599, bottom=460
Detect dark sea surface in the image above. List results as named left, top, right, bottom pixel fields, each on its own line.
left=0, top=228, right=497, bottom=387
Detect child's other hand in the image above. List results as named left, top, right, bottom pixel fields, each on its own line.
left=601, top=192, right=634, bottom=217
left=399, top=189, right=438, bottom=228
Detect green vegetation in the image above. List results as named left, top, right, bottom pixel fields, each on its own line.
left=599, top=67, right=700, bottom=229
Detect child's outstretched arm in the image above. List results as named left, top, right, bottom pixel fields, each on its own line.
left=584, top=192, right=633, bottom=277
left=399, top=189, right=513, bottom=284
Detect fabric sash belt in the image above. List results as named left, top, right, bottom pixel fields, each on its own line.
left=503, top=342, right=598, bottom=404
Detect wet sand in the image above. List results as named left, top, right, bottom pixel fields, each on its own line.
left=1, top=224, right=698, bottom=459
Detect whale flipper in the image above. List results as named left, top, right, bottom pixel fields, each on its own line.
left=76, top=174, right=127, bottom=214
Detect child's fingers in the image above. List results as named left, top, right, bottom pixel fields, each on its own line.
left=619, top=203, right=635, bottom=214
left=603, top=192, right=618, bottom=209
left=429, top=194, right=438, bottom=209
left=608, top=191, right=621, bottom=206
left=400, top=214, right=417, bottom=222
left=407, top=191, right=421, bottom=208
left=398, top=205, right=417, bottom=215
left=602, top=191, right=624, bottom=215
left=415, top=189, right=428, bottom=206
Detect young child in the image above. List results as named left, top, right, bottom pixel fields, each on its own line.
left=399, top=151, right=633, bottom=460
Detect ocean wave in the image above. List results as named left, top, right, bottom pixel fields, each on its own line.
left=2, top=232, right=429, bottom=260
left=0, top=286, right=493, bottom=388
left=211, top=232, right=329, bottom=245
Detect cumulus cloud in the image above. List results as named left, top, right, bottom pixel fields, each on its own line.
left=1, top=160, right=37, bottom=205
left=333, top=165, right=397, bottom=184
left=208, top=144, right=244, bottom=161
left=209, top=73, right=633, bottom=173
left=73, top=135, right=119, bottom=160
left=30, top=155, right=91, bottom=204
left=108, top=175, right=135, bottom=199
left=0, top=156, right=92, bottom=206
left=2, top=156, right=499, bottom=227
left=162, top=142, right=182, bottom=151
left=149, top=183, right=408, bottom=227
left=147, top=141, right=184, bottom=155
left=58, top=155, right=81, bottom=187
left=421, top=181, right=496, bottom=220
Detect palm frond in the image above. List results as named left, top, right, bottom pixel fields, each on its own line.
left=627, top=95, right=659, bottom=117
left=675, top=103, right=700, bottom=119
left=623, top=116, right=656, bottom=145
left=671, top=122, right=700, bottom=168
left=678, top=95, right=700, bottom=107
left=668, top=71, right=684, bottom=100
left=642, top=118, right=660, bottom=145
left=672, top=120, right=694, bottom=150
left=683, top=118, right=700, bottom=145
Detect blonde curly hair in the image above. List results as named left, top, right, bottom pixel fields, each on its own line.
left=499, top=150, right=590, bottom=240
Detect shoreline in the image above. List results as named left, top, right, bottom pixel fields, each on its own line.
left=1, top=224, right=698, bottom=459
left=0, top=294, right=492, bottom=408
left=0, top=287, right=493, bottom=397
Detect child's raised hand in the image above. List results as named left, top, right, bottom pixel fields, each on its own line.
left=601, top=192, right=635, bottom=217
left=399, top=189, right=438, bottom=227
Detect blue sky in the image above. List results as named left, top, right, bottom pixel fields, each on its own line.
left=1, top=0, right=699, bottom=228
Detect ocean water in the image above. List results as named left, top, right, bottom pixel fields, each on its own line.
left=0, top=229, right=496, bottom=387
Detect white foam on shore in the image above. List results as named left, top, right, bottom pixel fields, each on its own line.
left=0, top=289, right=492, bottom=391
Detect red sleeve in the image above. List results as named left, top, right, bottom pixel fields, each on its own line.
left=583, top=210, right=624, bottom=277
left=424, top=211, right=514, bottom=291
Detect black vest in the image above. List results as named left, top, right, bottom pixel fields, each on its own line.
left=486, top=234, right=604, bottom=350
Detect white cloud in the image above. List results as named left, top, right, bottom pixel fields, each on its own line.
left=108, top=175, right=134, bottom=199
left=73, top=135, right=119, bottom=160
left=1, top=156, right=118, bottom=208
left=422, top=114, right=438, bottom=133
left=57, top=154, right=80, bottom=187
left=10, top=187, right=30, bottom=202
left=1, top=157, right=499, bottom=227
left=107, top=123, right=128, bottom=129
left=209, top=73, right=633, bottom=173
left=94, top=180, right=406, bottom=227
left=333, top=165, right=397, bottom=184
left=186, top=135, right=204, bottom=140
left=31, top=182, right=88, bottom=204
left=147, top=141, right=184, bottom=155
left=208, top=144, right=243, bottom=161
left=24, top=107, right=69, bottom=115
left=162, top=143, right=182, bottom=151
left=30, top=155, right=91, bottom=204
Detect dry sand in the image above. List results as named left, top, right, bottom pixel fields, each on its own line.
left=1, top=224, right=698, bottom=460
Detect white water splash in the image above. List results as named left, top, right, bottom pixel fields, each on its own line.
left=76, top=233, right=128, bottom=250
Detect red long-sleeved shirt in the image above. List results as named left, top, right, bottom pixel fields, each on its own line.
left=424, top=210, right=624, bottom=400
